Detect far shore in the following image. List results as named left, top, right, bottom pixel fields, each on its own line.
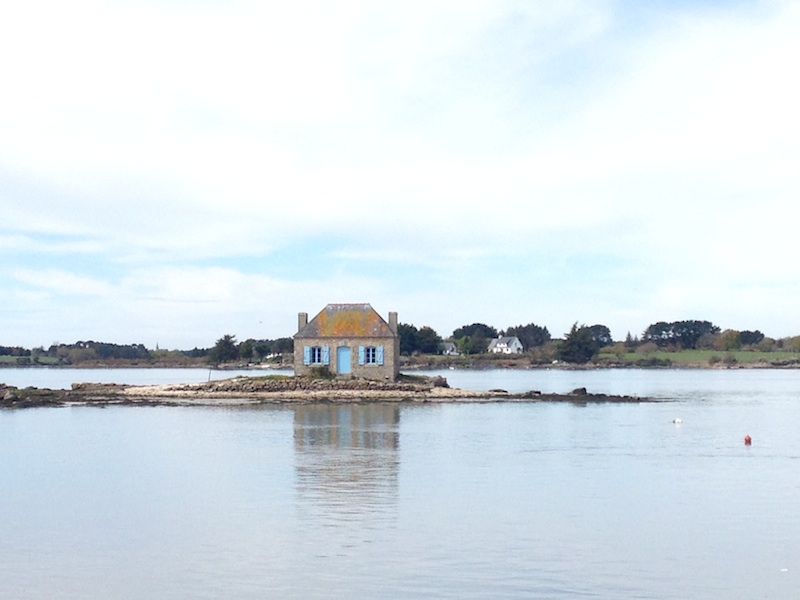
left=0, top=374, right=649, bottom=409
left=4, top=349, right=800, bottom=371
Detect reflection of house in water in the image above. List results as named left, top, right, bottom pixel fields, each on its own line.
left=293, top=405, right=400, bottom=523
left=294, top=404, right=400, bottom=450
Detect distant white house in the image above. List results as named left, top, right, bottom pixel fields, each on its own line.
left=440, top=341, right=459, bottom=356
left=488, top=336, right=523, bottom=354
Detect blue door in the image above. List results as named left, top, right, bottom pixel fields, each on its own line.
left=336, top=346, right=351, bottom=374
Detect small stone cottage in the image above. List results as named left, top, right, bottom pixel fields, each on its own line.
left=293, top=303, right=400, bottom=381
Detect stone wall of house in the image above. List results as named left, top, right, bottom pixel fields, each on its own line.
left=294, top=336, right=400, bottom=381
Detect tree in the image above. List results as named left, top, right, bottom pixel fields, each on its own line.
left=185, top=347, right=209, bottom=359
left=636, top=341, right=659, bottom=355
left=452, top=323, right=498, bottom=340
left=399, top=323, right=444, bottom=355
left=782, top=336, right=800, bottom=352
left=272, top=338, right=294, bottom=354
left=740, top=330, right=765, bottom=346
left=68, top=346, right=98, bottom=364
left=672, top=320, right=719, bottom=349
left=398, top=323, right=419, bottom=356
left=557, top=323, right=612, bottom=363
left=558, top=323, right=597, bottom=364
left=456, top=335, right=490, bottom=355
left=504, top=323, right=550, bottom=350
left=209, top=334, right=238, bottom=364
left=624, top=332, right=638, bottom=348
left=756, top=337, right=776, bottom=352
left=607, top=341, right=628, bottom=358
left=242, top=337, right=293, bottom=360
left=238, top=339, right=255, bottom=361
left=697, top=332, right=718, bottom=350
left=585, top=324, right=613, bottom=348
left=714, top=329, right=742, bottom=351
left=0, top=346, right=30, bottom=357
left=641, top=322, right=673, bottom=347
left=452, top=323, right=496, bottom=355
left=642, top=320, right=720, bottom=349
left=253, top=340, right=272, bottom=359
left=416, top=326, right=443, bottom=354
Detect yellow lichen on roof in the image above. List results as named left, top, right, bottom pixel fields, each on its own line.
left=299, top=303, right=395, bottom=338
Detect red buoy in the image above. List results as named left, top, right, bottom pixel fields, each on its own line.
left=744, top=435, right=752, bottom=445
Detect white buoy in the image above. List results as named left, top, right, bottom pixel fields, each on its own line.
left=672, top=418, right=683, bottom=424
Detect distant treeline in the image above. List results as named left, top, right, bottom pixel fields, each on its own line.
left=1, top=341, right=173, bottom=365
left=402, top=319, right=800, bottom=364
left=209, top=319, right=800, bottom=366
left=3, top=319, right=800, bottom=367
left=0, top=338, right=294, bottom=366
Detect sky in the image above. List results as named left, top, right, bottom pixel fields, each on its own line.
left=2, top=0, right=799, bottom=350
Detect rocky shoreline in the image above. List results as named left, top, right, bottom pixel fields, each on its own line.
left=1, top=375, right=648, bottom=408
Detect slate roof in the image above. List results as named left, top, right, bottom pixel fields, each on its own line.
left=295, top=304, right=396, bottom=339
left=488, top=336, right=522, bottom=349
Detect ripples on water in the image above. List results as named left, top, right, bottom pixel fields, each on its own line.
left=1, top=368, right=799, bottom=599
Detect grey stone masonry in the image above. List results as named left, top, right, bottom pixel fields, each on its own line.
left=293, top=304, right=400, bottom=381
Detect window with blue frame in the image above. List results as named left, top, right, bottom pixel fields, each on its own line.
left=365, top=346, right=377, bottom=364
left=311, top=346, right=322, bottom=364
left=303, top=345, right=329, bottom=365
left=358, top=345, right=384, bottom=365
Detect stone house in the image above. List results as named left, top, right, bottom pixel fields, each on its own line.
left=487, top=335, right=524, bottom=354
left=293, top=303, right=400, bottom=381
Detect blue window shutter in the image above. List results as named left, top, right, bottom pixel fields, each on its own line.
left=322, top=346, right=330, bottom=365
left=377, top=345, right=384, bottom=365
left=358, top=346, right=365, bottom=365
left=303, top=346, right=311, bottom=365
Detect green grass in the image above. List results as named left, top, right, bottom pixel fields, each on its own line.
left=597, top=349, right=800, bottom=366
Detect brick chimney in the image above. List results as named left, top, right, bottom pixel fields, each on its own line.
left=388, top=311, right=398, bottom=335
left=298, top=312, right=308, bottom=332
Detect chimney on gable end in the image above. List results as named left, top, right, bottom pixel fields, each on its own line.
left=388, top=311, right=398, bottom=335
left=298, top=312, right=308, bottom=333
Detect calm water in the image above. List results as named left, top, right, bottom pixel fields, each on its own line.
left=2, top=368, right=799, bottom=599
left=0, top=367, right=280, bottom=390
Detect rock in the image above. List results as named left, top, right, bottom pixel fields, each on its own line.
left=570, top=387, right=588, bottom=396
left=431, top=376, right=449, bottom=388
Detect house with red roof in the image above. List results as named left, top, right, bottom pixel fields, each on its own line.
left=293, top=304, right=400, bottom=380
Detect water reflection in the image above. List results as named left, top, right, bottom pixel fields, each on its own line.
left=294, top=404, right=400, bottom=450
left=293, top=405, right=400, bottom=530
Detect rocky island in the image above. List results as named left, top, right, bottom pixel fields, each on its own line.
left=1, top=375, right=647, bottom=408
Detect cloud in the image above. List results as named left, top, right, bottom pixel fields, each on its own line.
left=1, top=0, right=799, bottom=346
left=11, top=269, right=116, bottom=297
left=3, top=263, right=398, bottom=347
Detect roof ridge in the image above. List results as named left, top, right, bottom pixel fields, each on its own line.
left=327, top=302, right=372, bottom=307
